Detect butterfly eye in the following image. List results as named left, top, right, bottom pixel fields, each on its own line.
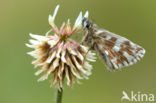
left=82, top=18, right=92, bottom=29
left=86, top=23, right=91, bottom=28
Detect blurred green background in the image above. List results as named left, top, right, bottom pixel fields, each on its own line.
left=0, top=0, right=156, bottom=103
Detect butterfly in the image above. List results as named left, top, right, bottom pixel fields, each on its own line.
left=81, top=17, right=146, bottom=72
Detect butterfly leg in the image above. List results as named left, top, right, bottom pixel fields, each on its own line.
left=83, top=47, right=92, bottom=65
left=82, top=43, right=95, bottom=65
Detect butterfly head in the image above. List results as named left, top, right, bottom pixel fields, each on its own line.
left=82, top=18, right=93, bottom=30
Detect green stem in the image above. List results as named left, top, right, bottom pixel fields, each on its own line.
left=56, top=88, right=63, bottom=103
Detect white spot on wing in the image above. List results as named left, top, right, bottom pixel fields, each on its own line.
left=105, top=50, right=109, bottom=55
left=133, top=59, right=137, bottom=63
left=138, top=53, right=144, bottom=58
left=136, top=57, right=140, bottom=61
left=116, top=39, right=124, bottom=44
left=123, top=51, right=135, bottom=64
left=132, top=50, right=136, bottom=54
left=123, top=51, right=130, bottom=57
left=115, top=39, right=124, bottom=48
left=114, top=64, right=119, bottom=69
left=129, top=62, right=133, bottom=65
left=118, top=63, right=123, bottom=68
left=113, top=46, right=120, bottom=52
left=96, top=30, right=104, bottom=34
left=142, top=49, right=146, bottom=54
left=130, top=42, right=136, bottom=47
left=111, top=57, right=117, bottom=63
left=123, top=61, right=128, bottom=66
left=106, top=35, right=111, bottom=40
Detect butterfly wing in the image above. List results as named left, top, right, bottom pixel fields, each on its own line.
left=94, top=43, right=116, bottom=72
left=94, top=28, right=145, bottom=72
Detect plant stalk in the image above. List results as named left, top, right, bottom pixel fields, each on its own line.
left=56, top=88, right=63, bottom=103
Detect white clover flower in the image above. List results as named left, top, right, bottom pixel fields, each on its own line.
left=26, top=5, right=96, bottom=89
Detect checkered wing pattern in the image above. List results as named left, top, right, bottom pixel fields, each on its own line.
left=94, top=29, right=145, bottom=72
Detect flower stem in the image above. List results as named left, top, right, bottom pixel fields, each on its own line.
left=56, top=88, right=63, bottom=103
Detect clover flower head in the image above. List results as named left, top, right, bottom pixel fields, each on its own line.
left=26, top=5, right=96, bottom=89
